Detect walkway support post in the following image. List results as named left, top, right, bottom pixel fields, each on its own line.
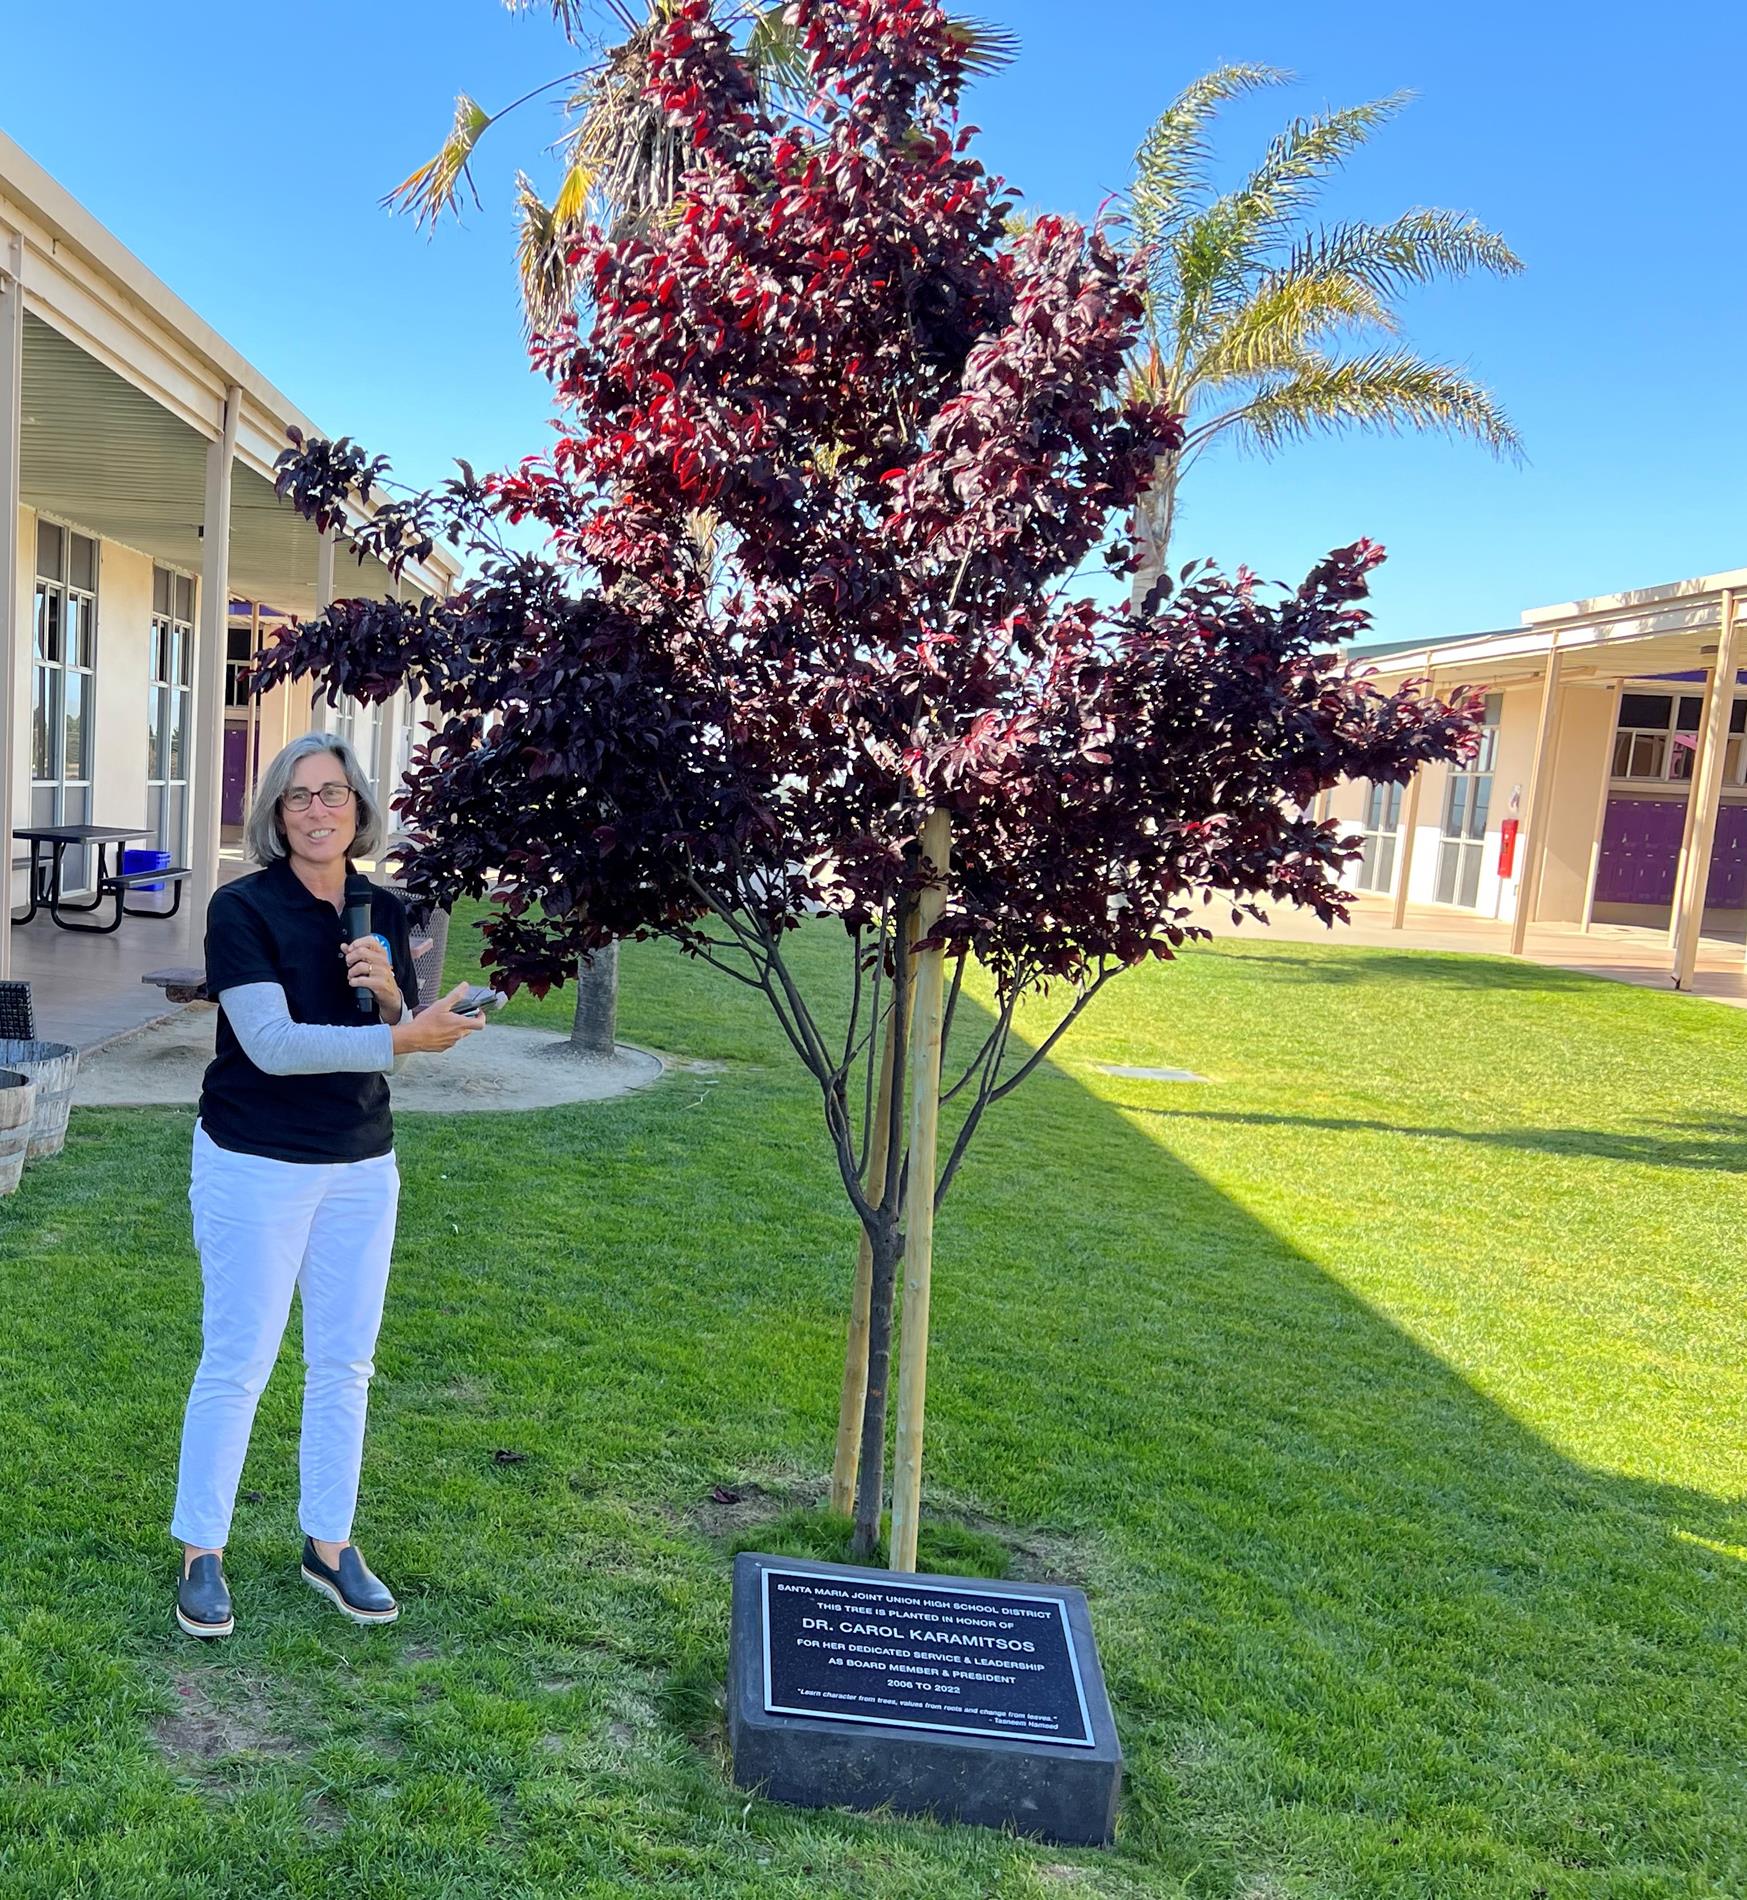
left=0, top=230, right=23, bottom=980
left=1509, top=649, right=1564, bottom=956
left=190, top=386, right=239, bottom=920
left=1580, top=684, right=1618, bottom=932
left=1669, top=664, right=1718, bottom=969
left=1389, top=674, right=1433, bottom=930
left=1674, top=589, right=1740, bottom=990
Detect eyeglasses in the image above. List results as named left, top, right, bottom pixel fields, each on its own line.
left=281, top=782, right=355, bottom=813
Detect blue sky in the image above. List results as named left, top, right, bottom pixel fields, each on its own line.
left=2, top=1, right=1742, bottom=643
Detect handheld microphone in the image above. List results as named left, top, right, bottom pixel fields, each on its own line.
left=342, top=873, right=377, bottom=1016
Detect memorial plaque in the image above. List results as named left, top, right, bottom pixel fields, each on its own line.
left=729, top=1552, right=1122, bottom=1845
left=760, top=1565, right=1095, bottom=1745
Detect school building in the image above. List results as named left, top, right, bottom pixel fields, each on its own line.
left=1326, top=567, right=1747, bottom=989
left=1, top=133, right=459, bottom=985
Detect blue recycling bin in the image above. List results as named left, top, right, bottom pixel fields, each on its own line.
left=121, top=847, right=172, bottom=892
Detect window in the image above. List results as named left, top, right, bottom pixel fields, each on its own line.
left=224, top=621, right=254, bottom=708
left=1354, top=779, right=1403, bottom=894
left=31, top=522, right=98, bottom=889
left=1611, top=691, right=1743, bottom=783
left=1435, top=693, right=1501, bottom=909
left=148, top=567, right=195, bottom=858
left=330, top=696, right=382, bottom=790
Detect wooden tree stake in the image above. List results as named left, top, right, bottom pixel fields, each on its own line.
left=889, top=808, right=952, bottom=1573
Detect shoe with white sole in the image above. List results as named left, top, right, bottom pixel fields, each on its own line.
left=300, top=1537, right=399, bottom=1625
left=176, top=1551, right=234, bottom=1639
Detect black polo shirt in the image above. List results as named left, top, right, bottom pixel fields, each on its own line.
left=198, top=857, right=419, bottom=1164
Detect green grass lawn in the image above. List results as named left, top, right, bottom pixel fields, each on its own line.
left=2, top=920, right=1745, bottom=1897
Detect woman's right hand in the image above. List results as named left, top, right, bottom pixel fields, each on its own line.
left=391, top=984, right=489, bottom=1056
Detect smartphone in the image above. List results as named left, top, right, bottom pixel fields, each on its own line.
left=452, top=985, right=506, bottom=1017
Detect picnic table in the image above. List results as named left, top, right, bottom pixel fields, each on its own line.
left=11, top=824, right=191, bottom=934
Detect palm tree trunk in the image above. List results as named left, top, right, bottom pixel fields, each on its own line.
left=569, top=941, right=619, bottom=1057
left=1130, top=453, right=1180, bottom=612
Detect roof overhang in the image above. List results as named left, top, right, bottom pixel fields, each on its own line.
left=1353, top=568, right=1745, bottom=689
left=0, top=131, right=459, bottom=609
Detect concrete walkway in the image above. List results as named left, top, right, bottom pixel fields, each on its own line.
left=74, top=1008, right=667, bottom=1112
left=1216, top=897, right=1747, bottom=1010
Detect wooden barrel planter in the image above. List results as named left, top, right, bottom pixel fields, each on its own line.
left=0, top=1069, right=35, bottom=1195
left=0, top=1040, right=80, bottom=1162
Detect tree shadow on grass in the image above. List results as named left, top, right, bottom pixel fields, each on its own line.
left=1127, top=1105, right=1747, bottom=1175
left=901, top=983, right=1747, bottom=1891
left=2, top=925, right=1745, bottom=1897
left=1198, top=944, right=1616, bottom=995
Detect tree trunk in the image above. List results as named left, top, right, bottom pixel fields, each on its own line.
left=850, top=1216, right=904, bottom=1560
left=888, top=807, right=952, bottom=1574
left=1130, top=452, right=1179, bottom=612
left=832, top=1001, right=898, bottom=1517
left=569, top=940, right=619, bottom=1057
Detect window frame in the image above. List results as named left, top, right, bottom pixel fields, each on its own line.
left=29, top=519, right=100, bottom=890
left=1353, top=778, right=1404, bottom=894
left=1611, top=688, right=1746, bottom=786
left=148, top=565, right=196, bottom=859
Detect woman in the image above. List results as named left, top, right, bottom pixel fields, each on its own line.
left=171, top=731, right=484, bottom=1639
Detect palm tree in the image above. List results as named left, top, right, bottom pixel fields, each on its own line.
left=1125, top=65, right=1524, bottom=603
left=386, top=1, right=1017, bottom=334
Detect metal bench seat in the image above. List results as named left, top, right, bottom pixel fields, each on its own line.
left=53, top=865, right=192, bottom=935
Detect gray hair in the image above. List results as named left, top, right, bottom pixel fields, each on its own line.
left=246, top=730, right=386, bottom=866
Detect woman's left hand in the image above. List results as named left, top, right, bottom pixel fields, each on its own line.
left=342, top=935, right=403, bottom=1022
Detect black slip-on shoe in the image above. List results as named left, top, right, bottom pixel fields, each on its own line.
left=300, top=1537, right=399, bottom=1625
left=176, top=1552, right=234, bottom=1639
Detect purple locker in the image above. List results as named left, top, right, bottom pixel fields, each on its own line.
left=1595, top=799, right=1683, bottom=905
left=1705, top=805, right=1747, bottom=908
left=1596, top=797, right=1747, bottom=910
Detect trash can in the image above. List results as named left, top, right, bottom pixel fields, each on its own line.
left=121, top=847, right=174, bottom=914
left=0, top=1068, right=35, bottom=1195
left=0, top=1040, right=79, bottom=1162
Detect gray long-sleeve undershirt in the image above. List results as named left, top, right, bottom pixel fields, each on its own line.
left=218, top=983, right=396, bottom=1077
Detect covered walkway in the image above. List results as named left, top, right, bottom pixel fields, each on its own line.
left=2, top=132, right=458, bottom=991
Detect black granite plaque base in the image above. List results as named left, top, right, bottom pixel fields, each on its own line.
left=728, top=1552, right=1122, bottom=1846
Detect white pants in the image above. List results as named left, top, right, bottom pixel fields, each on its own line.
left=171, top=1123, right=400, bottom=1551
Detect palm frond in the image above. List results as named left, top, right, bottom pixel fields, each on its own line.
left=562, top=16, right=692, bottom=233
left=1131, top=63, right=1288, bottom=247
left=382, top=94, right=494, bottom=228
left=514, top=173, right=582, bottom=336
left=941, top=16, right=1023, bottom=76
left=744, top=4, right=815, bottom=99
left=1194, top=271, right=1394, bottom=383
left=500, top=0, right=613, bottom=45
left=1231, top=350, right=1524, bottom=459
left=1223, top=94, right=1409, bottom=258
left=1168, top=92, right=1411, bottom=347
left=745, top=3, right=1016, bottom=105
left=552, top=153, right=596, bottom=226
left=1279, top=208, right=1523, bottom=298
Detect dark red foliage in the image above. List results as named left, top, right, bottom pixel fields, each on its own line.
left=258, top=0, right=1480, bottom=1004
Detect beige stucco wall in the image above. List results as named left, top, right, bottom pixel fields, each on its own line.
left=91, top=537, right=153, bottom=836
left=1534, top=683, right=1616, bottom=924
